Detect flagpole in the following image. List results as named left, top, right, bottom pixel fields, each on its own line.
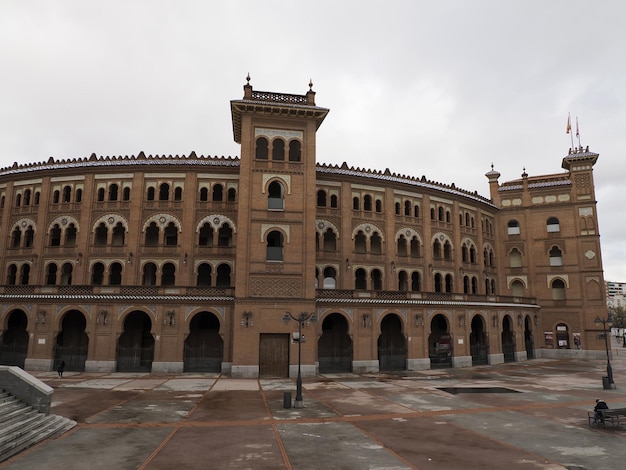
left=576, top=116, right=581, bottom=148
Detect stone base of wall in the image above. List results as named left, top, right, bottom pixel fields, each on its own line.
left=489, top=353, right=504, bottom=365
left=407, top=358, right=431, bottom=371
left=538, top=348, right=605, bottom=360
left=221, top=362, right=232, bottom=375
left=84, top=361, right=117, bottom=373
left=24, top=358, right=53, bottom=372
left=231, top=365, right=259, bottom=378
left=515, top=350, right=528, bottom=362
left=453, top=355, right=472, bottom=368
left=151, top=361, right=184, bottom=373
left=352, top=360, right=379, bottom=374
left=289, top=364, right=316, bottom=378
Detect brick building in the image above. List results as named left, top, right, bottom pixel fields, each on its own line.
left=0, top=79, right=609, bottom=377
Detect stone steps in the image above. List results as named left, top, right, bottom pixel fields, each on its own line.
left=0, top=389, right=76, bottom=463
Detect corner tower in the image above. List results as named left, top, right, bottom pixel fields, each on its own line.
left=229, top=77, right=329, bottom=377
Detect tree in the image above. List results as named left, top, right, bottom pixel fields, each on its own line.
left=608, top=306, right=625, bottom=328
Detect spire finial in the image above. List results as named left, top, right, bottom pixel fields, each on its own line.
left=246, top=73, right=251, bottom=85
left=309, top=79, right=313, bottom=91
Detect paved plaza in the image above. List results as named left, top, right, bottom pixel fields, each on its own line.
left=2, top=341, right=626, bottom=469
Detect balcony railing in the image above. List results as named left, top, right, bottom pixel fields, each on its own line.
left=0, top=285, right=234, bottom=298
left=316, top=289, right=537, bottom=305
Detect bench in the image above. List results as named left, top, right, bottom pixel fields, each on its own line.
left=588, top=408, right=626, bottom=428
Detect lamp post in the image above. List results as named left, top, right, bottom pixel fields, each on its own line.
left=595, top=316, right=614, bottom=389
left=283, top=311, right=316, bottom=408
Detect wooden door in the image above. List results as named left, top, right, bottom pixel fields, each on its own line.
left=259, top=333, right=289, bottom=378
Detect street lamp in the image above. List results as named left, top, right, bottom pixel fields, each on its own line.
left=283, top=311, right=316, bottom=408
left=595, top=316, right=614, bottom=389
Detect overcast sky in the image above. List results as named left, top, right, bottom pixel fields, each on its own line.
left=1, top=1, right=625, bottom=282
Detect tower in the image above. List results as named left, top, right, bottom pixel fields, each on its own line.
left=229, top=77, right=329, bottom=377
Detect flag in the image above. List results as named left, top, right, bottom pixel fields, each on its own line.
left=576, top=117, right=579, bottom=138
left=566, top=115, right=571, bottom=134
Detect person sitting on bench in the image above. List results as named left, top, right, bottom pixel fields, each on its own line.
left=594, top=399, right=609, bottom=424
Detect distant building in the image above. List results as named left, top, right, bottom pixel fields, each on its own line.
left=606, top=281, right=626, bottom=309
left=0, top=79, right=609, bottom=376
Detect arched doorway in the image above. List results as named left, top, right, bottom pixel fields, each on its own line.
left=116, top=311, right=154, bottom=372
left=54, top=310, right=89, bottom=372
left=428, top=314, right=452, bottom=368
left=502, top=316, right=515, bottom=362
left=470, top=315, right=489, bottom=366
left=184, top=312, right=224, bottom=372
left=318, top=313, right=352, bottom=373
left=0, top=310, right=29, bottom=368
left=378, top=314, right=407, bottom=371
left=524, top=316, right=535, bottom=359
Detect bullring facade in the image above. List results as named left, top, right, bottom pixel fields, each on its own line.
left=0, top=79, right=608, bottom=377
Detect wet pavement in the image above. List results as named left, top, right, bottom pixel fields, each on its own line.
left=2, top=340, right=626, bottom=469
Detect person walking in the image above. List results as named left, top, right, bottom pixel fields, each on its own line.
left=57, top=360, right=65, bottom=378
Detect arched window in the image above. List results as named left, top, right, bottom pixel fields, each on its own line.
left=370, top=232, right=382, bottom=254
left=330, top=195, right=338, bottom=208
left=446, top=210, right=451, bottom=223
left=34, top=191, right=41, bottom=205
left=46, top=263, right=58, bottom=285
left=443, top=241, right=452, bottom=260
left=272, top=138, right=285, bottom=161
left=142, top=262, right=157, bottom=286
left=551, top=279, right=565, bottom=300
left=462, top=245, right=468, bottom=263
left=323, top=266, right=337, bottom=289
left=64, top=224, right=77, bottom=247
left=471, top=276, right=478, bottom=294
left=6, top=264, right=17, bottom=285
left=268, top=181, right=284, bottom=210
left=395, top=202, right=401, bottom=215
left=397, top=235, right=407, bottom=257
left=145, top=222, right=159, bottom=246
left=507, top=220, right=520, bottom=235
left=409, top=237, right=420, bottom=257
left=218, top=224, right=233, bottom=247
left=164, top=222, right=178, bottom=246
left=414, top=205, right=420, bottom=218
left=438, top=207, right=444, bottom=221
left=24, top=226, right=34, bottom=248
left=354, top=231, right=366, bottom=253
left=411, top=272, right=421, bottom=291
left=511, top=280, right=525, bottom=297
left=94, top=223, right=108, bottom=246
left=317, top=190, right=327, bottom=207
left=255, top=137, right=269, bottom=159
left=212, top=184, right=223, bottom=202
left=200, top=187, right=208, bottom=202
left=323, top=229, right=337, bottom=251
left=355, top=268, right=367, bottom=290
left=509, top=248, right=522, bottom=267
left=196, top=263, right=212, bottom=286
left=198, top=223, right=213, bottom=246
left=24, top=189, right=31, bottom=206
left=266, top=230, right=284, bottom=261
left=91, top=263, right=105, bottom=285
left=60, top=263, right=73, bottom=286
left=430, top=207, right=435, bottom=220
left=147, top=187, right=155, bottom=201
left=363, top=195, right=372, bottom=211
left=50, top=224, right=62, bottom=247
left=159, top=183, right=169, bottom=201
left=433, top=239, right=442, bottom=259
left=227, top=187, right=236, bottom=202
left=434, top=273, right=442, bottom=292
left=371, top=269, right=382, bottom=290
left=398, top=271, right=408, bottom=291
left=404, top=201, right=411, bottom=216
left=20, top=264, right=30, bottom=285
left=62, top=186, right=71, bottom=203
left=112, top=222, right=125, bottom=246
left=375, top=199, right=382, bottom=212
left=353, top=197, right=360, bottom=210
left=463, top=275, right=470, bottom=294
left=470, top=246, right=476, bottom=264
left=216, top=263, right=231, bottom=287
left=109, top=262, right=123, bottom=285
left=288, top=140, right=301, bottom=162
left=549, top=246, right=563, bottom=266
left=174, top=187, right=183, bottom=201
left=109, top=184, right=118, bottom=201
left=547, top=217, right=560, bottom=233
left=161, top=262, right=176, bottom=286
left=11, top=227, right=21, bottom=248
left=97, top=188, right=105, bottom=202
left=445, top=274, right=453, bottom=293
left=122, top=187, right=130, bottom=201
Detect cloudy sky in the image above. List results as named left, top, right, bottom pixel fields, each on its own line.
left=2, top=1, right=625, bottom=282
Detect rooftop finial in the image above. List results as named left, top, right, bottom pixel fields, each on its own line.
left=522, top=167, right=528, bottom=178
left=309, top=79, right=313, bottom=91
left=246, top=73, right=251, bottom=85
